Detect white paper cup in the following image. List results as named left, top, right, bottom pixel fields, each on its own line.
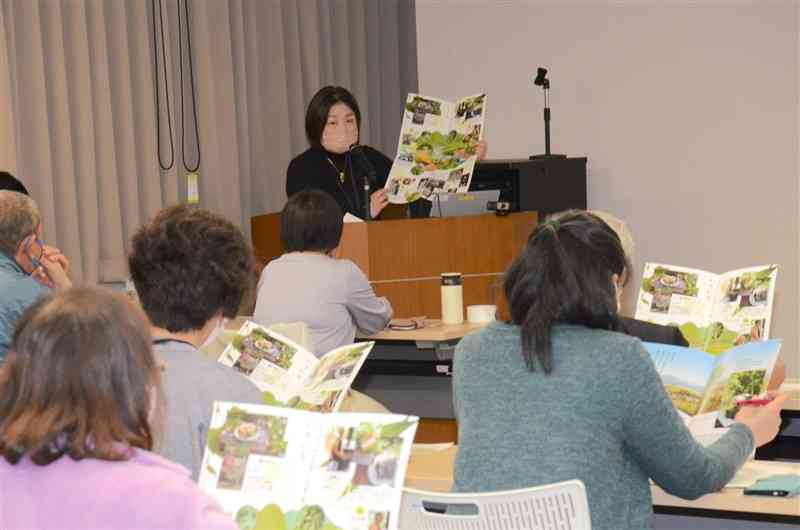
left=467, top=304, right=496, bottom=324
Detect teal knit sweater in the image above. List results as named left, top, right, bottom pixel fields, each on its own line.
left=453, top=321, right=754, bottom=530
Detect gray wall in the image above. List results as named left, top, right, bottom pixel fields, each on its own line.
left=417, top=1, right=799, bottom=379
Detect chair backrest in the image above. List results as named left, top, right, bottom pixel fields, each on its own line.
left=398, top=480, right=591, bottom=530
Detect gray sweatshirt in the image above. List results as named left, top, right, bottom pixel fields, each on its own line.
left=254, top=253, right=392, bottom=356
left=453, top=321, right=754, bottom=530
left=154, top=340, right=263, bottom=479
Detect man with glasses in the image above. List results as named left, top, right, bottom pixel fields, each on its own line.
left=0, top=191, right=71, bottom=361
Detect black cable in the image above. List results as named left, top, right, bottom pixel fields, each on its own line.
left=178, top=0, right=201, bottom=173
left=435, top=193, right=443, bottom=218
left=152, top=0, right=174, bottom=171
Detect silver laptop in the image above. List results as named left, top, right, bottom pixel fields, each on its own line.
left=429, top=190, right=500, bottom=218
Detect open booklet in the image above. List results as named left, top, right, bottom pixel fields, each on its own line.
left=218, top=321, right=374, bottom=413
left=634, top=263, right=778, bottom=354
left=644, top=339, right=781, bottom=433
left=198, top=402, right=418, bottom=530
left=384, top=93, right=486, bottom=204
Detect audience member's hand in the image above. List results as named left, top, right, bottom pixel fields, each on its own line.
left=370, top=189, right=389, bottom=218
left=42, top=245, right=70, bottom=274
left=476, top=140, right=489, bottom=160
left=767, top=357, right=786, bottom=391
left=37, top=254, right=72, bottom=290
left=734, top=392, right=787, bottom=447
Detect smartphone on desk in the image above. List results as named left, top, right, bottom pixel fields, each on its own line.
left=743, top=475, right=800, bottom=497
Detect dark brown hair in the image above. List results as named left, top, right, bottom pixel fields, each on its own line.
left=504, top=210, right=630, bottom=373
left=0, top=287, right=163, bottom=465
left=129, top=204, right=254, bottom=332
left=305, top=86, right=362, bottom=149
left=281, top=189, right=344, bottom=253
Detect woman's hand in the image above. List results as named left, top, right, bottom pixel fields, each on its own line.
left=734, top=392, right=787, bottom=447
left=370, top=189, right=389, bottom=218
left=476, top=140, right=489, bottom=160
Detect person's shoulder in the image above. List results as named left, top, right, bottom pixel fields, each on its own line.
left=159, top=343, right=262, bottom=399
left=114, top=450, right=235, bottom=529
left=456, top=321, right=518, bottom=358
left=289, top=147, right=322, bottom=167
left=0, top=272, right=49, bottom=308
left=363, top=145, right=390, bottom=162
left=557, top=324, right=652, bottom=372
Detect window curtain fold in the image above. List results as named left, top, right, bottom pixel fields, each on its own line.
left=0, top=0, right=417, bottom=285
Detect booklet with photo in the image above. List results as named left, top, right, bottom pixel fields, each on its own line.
left=634, top=263, right=778, bottom=354
left=644, top=339, right=781, bottom=432
left=218, top=321, right=374, bottom=413
left=384, top=93, right=486, bottom=204
left=198, top=402, right=418, bottom=530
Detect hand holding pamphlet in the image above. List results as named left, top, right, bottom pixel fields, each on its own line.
left=643, top=339, right=782, bottom=433
left=198, top=402, right=418, bottom=530
left=218, top=321, right=373, bottom=413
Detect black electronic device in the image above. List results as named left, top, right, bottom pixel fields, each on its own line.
left=469, top=157, right=587, bottom=216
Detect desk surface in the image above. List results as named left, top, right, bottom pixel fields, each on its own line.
left=358, top=320, right=486, bottom=342
left=405, top=446, right=800, bottom=520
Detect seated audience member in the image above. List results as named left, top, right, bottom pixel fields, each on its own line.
left=452, top=210, right=786, bottom=530
left=0, top=287, right=235, bottom=530
left=0, top=171, right=29, bottom=194
left=589, top=210, right=688, bottom=346
left=592, top=209, right=785, bottom=389
left=254, top=189, right=392, bottom=356
left=129, top=204, right=263, bottom=479
left=0, top=191, right=71, bottom=361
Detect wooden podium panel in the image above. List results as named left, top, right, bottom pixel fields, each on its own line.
left=250, top=212, right=537, bottom=319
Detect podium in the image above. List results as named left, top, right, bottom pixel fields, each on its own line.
left=251, top=212, right=537, bottom=318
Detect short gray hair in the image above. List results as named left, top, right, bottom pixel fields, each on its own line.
left=0, top=190, right=41, bottom=257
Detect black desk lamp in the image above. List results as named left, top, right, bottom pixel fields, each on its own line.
left=530, top=67, right=566, bottom=160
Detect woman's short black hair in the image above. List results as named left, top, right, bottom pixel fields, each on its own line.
left=305, top=86, right=361, bottom=149
left=504, top=210, right=631, bottom=374
left=128, top=204, right=254, bottom=333
left=281, top=189, right=343, bottom=253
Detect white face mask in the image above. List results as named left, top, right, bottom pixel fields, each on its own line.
left=321, top=102, right=359, bottom=154
left=201, top=316, right=227, bottom=350
left=321, top=127, right=357, bottom=154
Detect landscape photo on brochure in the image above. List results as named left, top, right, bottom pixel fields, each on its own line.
left=218, top=321, right=374, bottom=413
left=635, top=263, right=777, bottom=354
left=384, top=93, right=486, bottom=204
left=644, top=339, right=781, bottom=430
left=198, top=402, right=418, bottom=530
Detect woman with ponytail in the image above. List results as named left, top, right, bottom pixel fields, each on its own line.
left=452, top=210, right=786, bottom=530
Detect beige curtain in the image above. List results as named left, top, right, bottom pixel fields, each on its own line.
left=0, top=0, right=417, bottom=284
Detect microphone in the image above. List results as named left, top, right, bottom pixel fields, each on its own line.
left=349, top=144, right=375, bottom=221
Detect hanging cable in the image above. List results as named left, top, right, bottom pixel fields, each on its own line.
left=152, top=0, right=174, bottom=171
left=178, top=0, right=201, bottom=173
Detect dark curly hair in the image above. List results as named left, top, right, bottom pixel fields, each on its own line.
left=128, top=204, right=254, bottom=332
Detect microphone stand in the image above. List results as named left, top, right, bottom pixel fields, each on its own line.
left=530, top=74, right=566, bottom=160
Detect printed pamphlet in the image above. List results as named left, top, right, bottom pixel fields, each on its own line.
left=634, top=263, right=777, bottom=354
left=198, top=402, right=418, bottom=530
left=644, top=339, right=781, bottom=431
left=218, top=321, right=374, bottom=413
left=384, top=93, right=486, bottom=204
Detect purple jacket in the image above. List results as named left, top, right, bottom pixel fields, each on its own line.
left=0, top=447, right=236, bottom=529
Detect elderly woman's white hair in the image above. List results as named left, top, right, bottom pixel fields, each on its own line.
left=589, top=210, right=635, bottom=263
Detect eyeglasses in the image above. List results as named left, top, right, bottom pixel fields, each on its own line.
left=22, top=234, right=44, bottom=270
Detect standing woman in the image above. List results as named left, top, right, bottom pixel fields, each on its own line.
left=287, top=86, right=391, bottom=219
left=286, top=86, right=488, bottom=219
left=452, top=211, right=786, bottom=530
left=0, top=287, right=236, bottom=530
